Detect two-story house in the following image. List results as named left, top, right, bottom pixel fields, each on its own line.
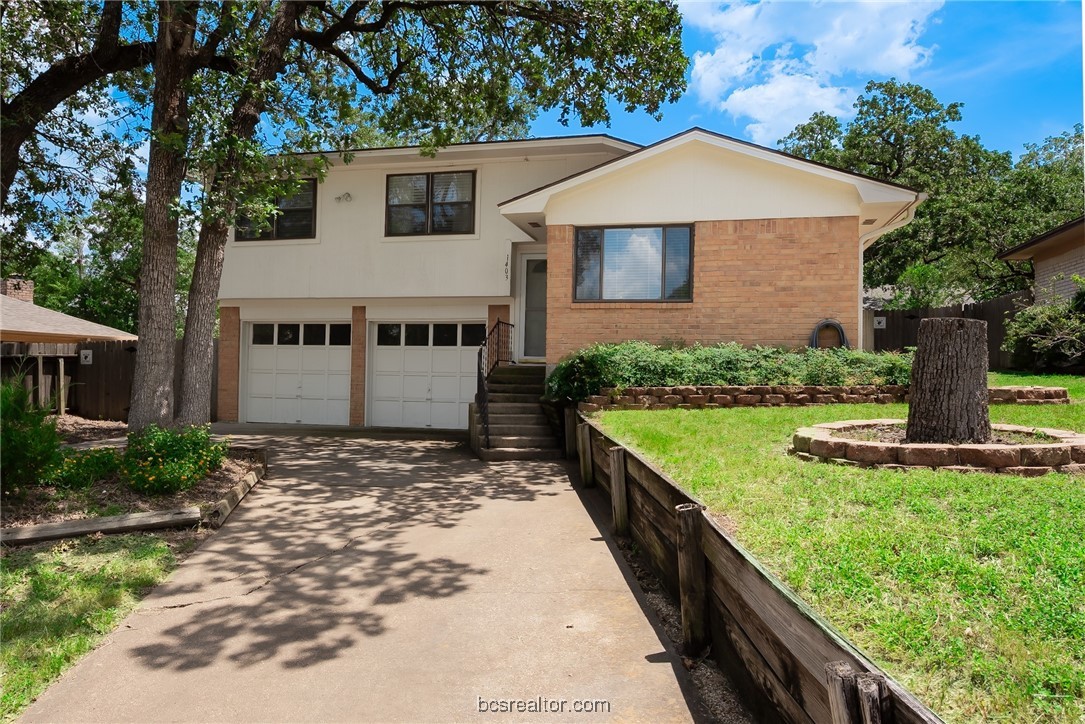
left=216, top=128, right=922, bottom=435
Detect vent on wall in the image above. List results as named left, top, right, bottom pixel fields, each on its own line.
left=528, top=222, right=542, bottom=228
left=861, top=218, right=878, bottom=225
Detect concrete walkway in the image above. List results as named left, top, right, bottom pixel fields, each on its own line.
left=22, top=430, right=704, bottom=723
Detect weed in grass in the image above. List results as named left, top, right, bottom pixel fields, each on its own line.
left=597, top=382, right=1084, bottom=722
left=0, top=535, right=176, bottom=721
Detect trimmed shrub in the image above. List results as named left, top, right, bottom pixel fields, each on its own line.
left=46, top=448, right=122, bottom=489
left=1003, top=278, right=1085, bottom=371
left=0, top=379, right=62, bottom=498
left=544, top=342, right=913, bottom=401
left=122, top=424, right=228, bottom=495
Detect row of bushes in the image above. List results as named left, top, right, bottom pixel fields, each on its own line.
left=544, top=341, right=914, bottom=401
left=1, top=381, right=228, bottom=499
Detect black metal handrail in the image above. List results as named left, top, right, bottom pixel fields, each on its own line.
left=476, top=320, right=514, bottom=448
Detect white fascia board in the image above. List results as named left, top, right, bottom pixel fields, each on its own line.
left=498, top=128, right=919, bottom=216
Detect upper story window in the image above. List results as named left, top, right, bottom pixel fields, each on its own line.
left=235, top=179, right=317, bottom=241
left=386, top=171, right=475, bottom=236
left=575, top=226, right=692, bottom=301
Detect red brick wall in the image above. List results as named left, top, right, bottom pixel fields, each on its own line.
left=487, top=304, right=510, bottom=330
left=216, top=306, right=240, bottom=422
left=349, top=306, right=366, bottom=426
left=546, top=217, right=860, bottom=363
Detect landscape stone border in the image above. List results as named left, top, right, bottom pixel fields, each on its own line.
left=790, top=419, right=1085, bottom=476
left=205, top=447, right=268, bottom=528
left=577, top=385, right=1068, bottom=413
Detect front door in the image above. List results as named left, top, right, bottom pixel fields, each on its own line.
left=520, top=255, right=547, bottom=359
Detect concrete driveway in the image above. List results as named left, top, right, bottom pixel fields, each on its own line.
left=22, top=430, right=704, bottom=723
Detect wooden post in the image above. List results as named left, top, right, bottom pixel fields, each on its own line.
left=676, top=502, right=707, bottom=655
left=856, top=673, right=890, bottom=724
left=563, top=407, right=578, bottom=458
left=57, top=356, right=67, bottom=415
left=576, top=423, right=594, bottom=487
left=609, top=446, right=628, bottom=535
left=35, top=354, right=45, bottom=408
left=826, top=661, right=862, bottom=724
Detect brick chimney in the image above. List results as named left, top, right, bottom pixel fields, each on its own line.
left=1, top=277, right=35, bottom=303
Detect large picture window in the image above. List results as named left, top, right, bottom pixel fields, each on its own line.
left=235, top=179, right=317, bottom=240
left=575, top=226, right=692, bottom=301
left=386, top=171, right=475, bottom=236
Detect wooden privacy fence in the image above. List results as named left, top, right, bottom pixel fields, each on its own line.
left=869, top=292, right=1028, bottom=370
left=1, top=339, right=217, bottom=422
left=572, top=414, right=942, bottom=724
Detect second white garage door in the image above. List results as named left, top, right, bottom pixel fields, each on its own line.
left=369, top=321, right=485, bottom=429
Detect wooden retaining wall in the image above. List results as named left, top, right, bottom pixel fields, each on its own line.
left=576, top=415, right=942, bottom=724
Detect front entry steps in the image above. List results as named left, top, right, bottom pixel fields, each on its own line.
left=471, top=364, right=563, bottom=462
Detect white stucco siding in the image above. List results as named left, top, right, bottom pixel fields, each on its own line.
left=543, top=141, right=863, bottom=226
left=219, top=152, right=618, bottom=300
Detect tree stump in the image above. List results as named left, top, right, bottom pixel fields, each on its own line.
left=906, top=318, right=991, bottom=444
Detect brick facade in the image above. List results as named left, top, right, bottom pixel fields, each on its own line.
left=216, top=306, right=240, bottom=422
left=349, top=306, right=367, bottom=426
left=545, top=217, right=861, bottom=363
left=487, top=304, right=511, bottom=329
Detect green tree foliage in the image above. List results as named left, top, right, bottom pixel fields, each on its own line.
left=780, top=80, right=1084, bottom=307
left=23, top=159, right=194, bottom=335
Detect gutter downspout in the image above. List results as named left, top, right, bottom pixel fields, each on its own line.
left=857, top=192, right=927, bottom=349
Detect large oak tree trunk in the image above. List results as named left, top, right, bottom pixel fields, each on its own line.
left=175, top=2, right=300, bottom=426
left=906, top=317, right=991, bottom=444
left=127, top=1, right=196, bottom=432
left=175, top=216, right=227, bottom=426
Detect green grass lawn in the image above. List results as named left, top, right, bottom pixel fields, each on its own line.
left=0, top=535, right=180, bottom=721
left=597, top=373, right=1085, bottom=723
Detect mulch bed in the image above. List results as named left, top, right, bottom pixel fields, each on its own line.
left=1, top=455, right=260, bottom=530
left=51, top=415, right=128, bottom=445
left=830, top=423, right=1058, bottom=446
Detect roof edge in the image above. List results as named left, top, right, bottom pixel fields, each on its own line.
left=997, top=216, right=1085, bottom=260
left=281, top=133, right=642, bottom=161
left=498, top=126, right=919, bottom=209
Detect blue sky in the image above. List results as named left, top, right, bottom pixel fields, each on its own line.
left=530, top=1, right=1084, bottom=157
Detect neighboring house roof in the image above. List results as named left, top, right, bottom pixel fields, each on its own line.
left=0, top=295, right=138, bottom=343
left=498, top=127, right=924, bottom=248
left=997, top=216, right=1085, bottom=260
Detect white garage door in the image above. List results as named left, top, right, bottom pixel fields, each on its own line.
left=370, top=321, right=486, bottom=429
left=246, top=322, right=352, bottom=425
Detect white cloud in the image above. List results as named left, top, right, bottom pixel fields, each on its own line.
left=720, top=70, right=853, bottom=145
left=683, top=0, right=943, bottom=145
